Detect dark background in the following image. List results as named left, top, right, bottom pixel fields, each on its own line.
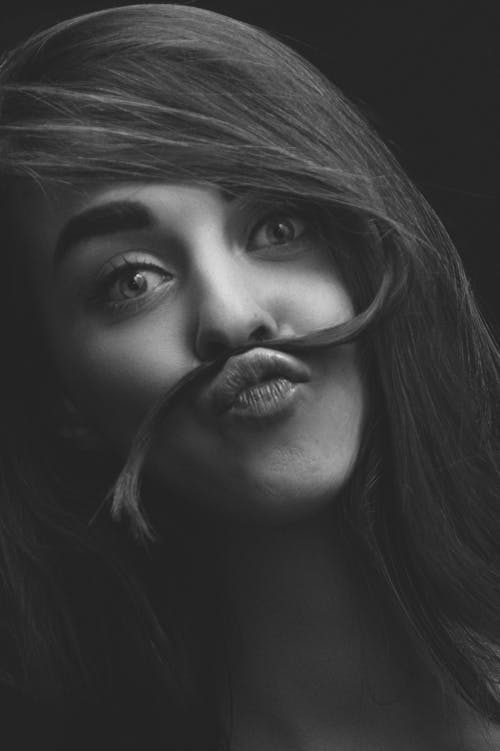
left=1, top=0, right=498, bottom=332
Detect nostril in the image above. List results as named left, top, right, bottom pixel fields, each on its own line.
left=201, top=325, right=269, bottom=362
left=195, top=315, right=279, bottom=363
left=252, top=325, right=269, bottom=342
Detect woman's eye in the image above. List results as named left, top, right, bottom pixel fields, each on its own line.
left=107, top=266, right=168, bottom=301
left=248, top=214, right=308, bottom=251
left=90, top=260, right=172, bottom=312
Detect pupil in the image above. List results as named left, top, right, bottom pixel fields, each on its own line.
left=126, top=272, right=146, bottom=293
left=130, top=273, right=143, bottom=289
left=270, top=220, right=292, bottom=242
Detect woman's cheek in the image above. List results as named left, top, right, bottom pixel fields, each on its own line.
left=54, top=323, right=188, bottom=449
left=277, top=277, right=354, bottom=337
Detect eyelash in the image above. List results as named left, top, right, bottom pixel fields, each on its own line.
left=88, top=207, right=315, bottom=316
left=88, top=256, right=172, bottom=314
left=247, top=210, right=310, bottom=253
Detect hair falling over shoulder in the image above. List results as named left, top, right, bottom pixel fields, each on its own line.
left=0, top=4, right=499, bottom=747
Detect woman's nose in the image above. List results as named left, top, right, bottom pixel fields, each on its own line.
left=193, top=266, right=280, bottom=362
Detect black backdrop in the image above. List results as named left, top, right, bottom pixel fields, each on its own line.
left=1, top=0, right=498, bottom=331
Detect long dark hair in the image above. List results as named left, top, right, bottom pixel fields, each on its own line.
left=0, top=4, right=499, bottom=747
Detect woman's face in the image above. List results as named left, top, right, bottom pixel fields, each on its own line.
left=21, top=182, right=366, bottom=523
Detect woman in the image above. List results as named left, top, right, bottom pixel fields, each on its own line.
left=0, top=4, right=499, bottom=749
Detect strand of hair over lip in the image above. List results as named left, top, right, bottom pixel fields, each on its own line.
left=103, top=242, right=408, bottom=542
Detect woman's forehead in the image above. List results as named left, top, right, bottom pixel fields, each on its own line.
left=18, top=178, right=227, bottom=211
left=13, top=179, right=249, bottom=275
left=16, top=179, right=226, bottom=229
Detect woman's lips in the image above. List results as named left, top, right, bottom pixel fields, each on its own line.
left=201, top=347, right=312, bottom=417
left=227, top=376, right=303, bottom=420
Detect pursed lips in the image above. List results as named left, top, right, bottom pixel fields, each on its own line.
left=202, top=347, right=312, bottom=415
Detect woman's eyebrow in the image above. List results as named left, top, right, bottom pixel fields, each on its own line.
left=54, top=200, right=156, bottom=269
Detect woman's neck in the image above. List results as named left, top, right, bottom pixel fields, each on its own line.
left=216, top=505, right=486, bottom=751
